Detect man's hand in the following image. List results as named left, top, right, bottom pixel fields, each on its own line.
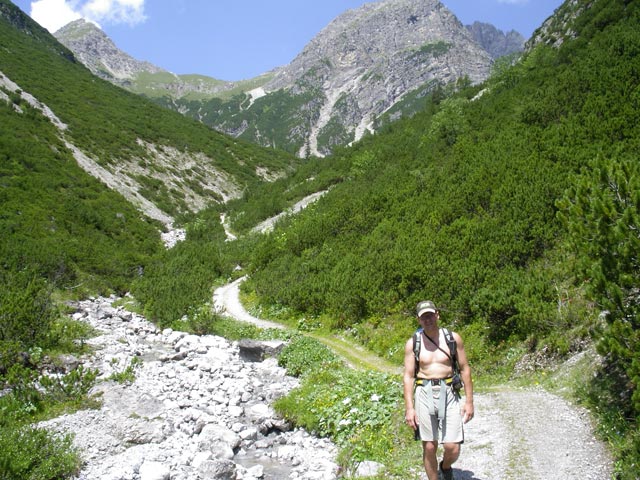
left=461, top=402, right=474, bottom=423
left=405, top=407, right=418, bottom=430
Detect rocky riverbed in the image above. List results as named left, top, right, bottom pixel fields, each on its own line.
left=40, top=295, right=339, bottom=480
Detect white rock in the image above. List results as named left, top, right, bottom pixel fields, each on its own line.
left=139, top=461, right=170, bottom=480
left=354, top=460, right=385, bottom=477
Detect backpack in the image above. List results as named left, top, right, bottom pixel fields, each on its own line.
left=412, top=327, right=460, bottom=379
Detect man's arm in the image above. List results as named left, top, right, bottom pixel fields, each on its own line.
left=403, top=337, right=418, bottom=430
left=454, top=332, right=474, bottom=423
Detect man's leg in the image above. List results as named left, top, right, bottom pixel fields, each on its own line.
left=422, top=441, right=439, bottom=480
left=440, top=443, right=461, bottom=478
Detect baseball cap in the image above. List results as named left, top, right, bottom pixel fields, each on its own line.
left=416, top=300, right=437, bottom=317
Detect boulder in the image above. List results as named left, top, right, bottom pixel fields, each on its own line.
left=238, top=340, right=286, bottom=362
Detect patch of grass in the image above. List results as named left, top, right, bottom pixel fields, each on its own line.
left=107, top=356, right=142, bottom=384
left=111, top=296, right=144, bottom=316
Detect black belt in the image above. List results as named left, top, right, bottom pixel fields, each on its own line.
left=415, top=377, right=452, bottom=387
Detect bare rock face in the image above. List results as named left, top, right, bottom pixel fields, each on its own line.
left=54, top=19, right=164, bottom=82
left=265, top=0, right=493, bottom=155
left=466, top=21, right=525, bottom=59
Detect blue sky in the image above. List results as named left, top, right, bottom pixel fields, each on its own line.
left=12, top=0, right=564, bottom=81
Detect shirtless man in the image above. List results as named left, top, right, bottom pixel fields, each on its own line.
left=403, top=301, right=474, bottom=480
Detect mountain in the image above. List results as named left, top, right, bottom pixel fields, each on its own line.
left=258, top=0, right=493, bottom=156
left=53, top=18, right=164, bottom=82
left=53, top=18, right=264, bottom=101
left=0, top=0, right=296, bottom=292
left=54, top=0, right=496, bottom=157
left=465, top=21, right=525, bottom=59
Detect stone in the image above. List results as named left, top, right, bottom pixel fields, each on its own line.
left=238, top=339, right=286, bottom=362
left=37, top=295, right=339, bottom=480
left=139, top=461, right=170, bottom=480
left=197, top=459, right=236, bottom=479
left=354, top=460, right=385, bottom=478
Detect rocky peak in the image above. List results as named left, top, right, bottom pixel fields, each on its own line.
left=54, top=19, right=166, bottom=81
left=268, top=0, right=492, bottom=91
left=465, top=21, right=525, bottom=59
left=265, top=0, right=493, bottom=155
left=51, top=0, right=497, bottom=157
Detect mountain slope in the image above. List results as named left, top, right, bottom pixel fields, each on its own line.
left=261, top=0, right=492, bottom=156
left=53, top=19, right=266, bottom=101
left=1, top=0, right=296, bottom=231
left=0, top=0, right=299, bottom=296
left=53, top=18, right=164, bottom=82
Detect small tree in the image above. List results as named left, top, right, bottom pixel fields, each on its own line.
left=0, top=269, right=57, bottom=370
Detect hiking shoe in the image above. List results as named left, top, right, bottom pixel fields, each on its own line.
left=439, top=461, right=454, bottom=480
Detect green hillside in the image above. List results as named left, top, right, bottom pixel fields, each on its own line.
left=2, top=0, right=640, bottom=477
left=0, top=0, right=304, bottom=292
left=0, top=0, right=297, bottom=222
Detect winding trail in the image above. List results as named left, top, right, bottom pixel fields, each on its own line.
left=212, top=276, right=284, bottom=330
left=212, top=277, right=614, bottom=479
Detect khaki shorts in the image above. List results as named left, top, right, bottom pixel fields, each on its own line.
left=415, top=384, right=464, bottom=443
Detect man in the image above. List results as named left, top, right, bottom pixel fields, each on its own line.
left=403, top=300, right=474, bottom=480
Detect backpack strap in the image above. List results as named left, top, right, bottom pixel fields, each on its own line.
left=412, top=330, right=421, bottom=379
left=442, top=328, right=460, bottom=375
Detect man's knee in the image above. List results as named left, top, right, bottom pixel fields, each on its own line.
left=443, top=442, right=461, bottom=458
left=423, top=441, right=438, bottom=456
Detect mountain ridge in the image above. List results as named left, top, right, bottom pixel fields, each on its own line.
left=53, top=0, right=524, bottom=157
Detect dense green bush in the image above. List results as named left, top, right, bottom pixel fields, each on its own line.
left=131, top=211, right=232, bottom=326
left=0, top=270, right=57, bottom=369
left=0, top=363, right=97, bottom=480
left=277, top=336, right=343, bottom=377
left=0, top=425, right=80, bottom=480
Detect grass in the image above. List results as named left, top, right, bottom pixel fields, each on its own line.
left=309, top=332, right=402, bottom=375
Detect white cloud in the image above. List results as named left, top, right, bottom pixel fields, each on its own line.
left=29, top=0, right=146, bottom=33
left=30, top=0, right=82, bottom=32
left=81, top=0, right=146, bottom=25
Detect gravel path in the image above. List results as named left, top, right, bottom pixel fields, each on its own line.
left=457, top=388, right=613, bottom=480
left=214, top=278, right=615, bottom=480
left=212, top=276, right=284, bottom=330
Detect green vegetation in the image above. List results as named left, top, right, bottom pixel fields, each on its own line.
left=275, top=336, right=414, bottom=477
left=0, top=275, right=99, bottom=480
left=0, top=425, right=81, bottom=480
left=408, top=41, right=451, bottom=60
left=2, top=0, right=640, bottom=477
left=0, top=0, right=296, bottom=221
left=107, top=356, right=142, bottom=384
left=157, top=86, right=323, bottom=156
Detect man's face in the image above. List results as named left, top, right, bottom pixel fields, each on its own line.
left=418, top=311, right=438, bottom=326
